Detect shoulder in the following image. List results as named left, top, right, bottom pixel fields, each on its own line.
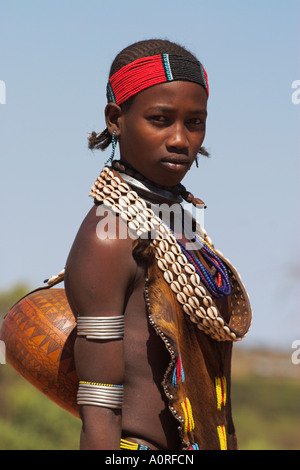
left=65, top=204, right=138, bottom=316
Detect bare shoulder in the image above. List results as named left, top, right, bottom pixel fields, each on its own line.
left=65, top=204, right=138, bottom=317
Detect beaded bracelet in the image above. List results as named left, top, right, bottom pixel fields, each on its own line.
left=76, top=315, right=124, bottom=340
left=77, top=381, right=124, bottom=409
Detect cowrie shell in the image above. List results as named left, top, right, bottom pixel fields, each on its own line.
left=178, top=273, right=188, bottom=286
left=159, top=240, right=168, bottom=253
left=195, top=307, right=206, bottom=318
left=164, top=251, right=176, bottom=264
left=127, top=191, right=138, bottom=201
left=120, top=211, right=133, bottom=222
left=103, top=197, right=115, bottom=207
left=119, top=196, right=131, bottom=207
left=203, top=296, right=212, bottom=307
left=111, top=189, right=122, bottom=199
left=143, top=208, right=155, bottom=219
left=184, top=264, right=196, bottom=275
left=189, top=314, right=198, bottom=323
left=183, top=303, right=193, bottom=316
left=111, top=176, right=121, bottom=186
left=178, top=254, right=188, bottom=266
left=164, top=270, right=173, bottom=283
left=135, top=199, right=147, bottom=210
left=127, top=204, right=139, bottom=216
left=111, top=203, right=122, bottom=214
left=202, top=318, right=211, bottom=328
left=150, top=216, right=161, bottom=226
left=183, top=285, right=194, bottom=297
left=154, top=247, right=163, bottom=259
left=197, top=323, right=205, bottom=331
left=166, top=233, right=177, bottom=245
left=171, top=244, right=181, bottom=255
left=157, top=259, right=168, bottom=271
left=136, top=213, right=147, bottom=224
left=188, top=296, right=200, bottom=309
left=190, top=273, right=201, bottom=286
left=223, top=326, right=230, bottom=335
left=144, top=221, right=154, bottom=231
left=195, top=286, right=206, bottom=298
left=128, top=220, right=140, bottom=231
left=92, top=192, right=103, bottom=201
left=170, top=281, right=181, bottom=294
left=171, top=262, right=182, bottom=275
left=177, top=292, right=187, bottom=305
left=103, top=185, right=113, bottom=195
left=119, top=182, right=130, bottom=193
left=207, top=306, right=218, bottom=319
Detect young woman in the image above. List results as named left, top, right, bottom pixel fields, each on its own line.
left=65, top=39, right=252, bottom=450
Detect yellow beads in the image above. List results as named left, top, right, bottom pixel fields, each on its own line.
left=217, top=425, right=227, bottom=450
left=215, top=376, right=227, bottom=410
left=180, top=397, right=195, bottom=434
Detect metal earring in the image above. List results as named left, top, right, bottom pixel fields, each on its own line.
left=195, top=156, right=199, bottom=168
left=105, top=130, right=117, bottom=165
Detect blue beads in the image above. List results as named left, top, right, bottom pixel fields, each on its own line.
left=167, top=227, right=231, bottom=298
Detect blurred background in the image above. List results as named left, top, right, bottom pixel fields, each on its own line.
left=0, top=0, right=299, bottom=450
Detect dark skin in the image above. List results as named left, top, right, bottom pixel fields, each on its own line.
left=65, top=81, right=208, bottom=450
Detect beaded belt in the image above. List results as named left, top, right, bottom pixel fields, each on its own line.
left=120, top=438, right=151, bottom=450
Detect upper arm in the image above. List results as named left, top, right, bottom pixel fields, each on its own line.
left=64, top=204, right=137, bottom=384
left=65, top=205, right=137, bottom=318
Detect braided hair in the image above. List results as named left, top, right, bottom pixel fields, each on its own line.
left=88, top=39, right=209, bottom=157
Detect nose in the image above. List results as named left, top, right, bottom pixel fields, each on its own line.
left=166, top=122, right=189, bottom=152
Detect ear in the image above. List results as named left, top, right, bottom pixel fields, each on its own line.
left=105, top=103, right=123, bottom=137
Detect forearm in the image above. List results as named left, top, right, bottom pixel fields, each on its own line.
left=79, top=405, right=122, bottom=450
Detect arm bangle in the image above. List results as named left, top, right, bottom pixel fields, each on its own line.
left=76, top=315, right=124, bottom=340
left=77, top=381, right=124, bottom=409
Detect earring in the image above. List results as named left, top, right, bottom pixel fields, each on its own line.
left=105, top=130, right=117, bottom=165
left=195, top=156, right=199, bottom=168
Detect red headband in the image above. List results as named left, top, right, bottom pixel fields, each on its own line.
left=107, top=54, right=209, bottom=105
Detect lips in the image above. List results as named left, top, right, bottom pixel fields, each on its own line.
left=160, top=155, right=190, bottom=171
left=161, top=155, right=190, bottom=165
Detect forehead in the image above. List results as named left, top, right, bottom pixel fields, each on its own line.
left=126, top=81, right=208, bottom=113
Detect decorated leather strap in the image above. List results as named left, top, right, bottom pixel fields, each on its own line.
left=90, top=167, right=252, bottom=342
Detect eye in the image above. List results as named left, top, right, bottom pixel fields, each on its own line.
left=188, top=118, right=203, bottom=125
left=150, top=115, right=168, bottom=122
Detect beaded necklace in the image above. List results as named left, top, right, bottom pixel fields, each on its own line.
left=112, top=160, right=231, bottom=298
left=174, top=233, right=231, bottom=298
left=89, top=166, right=251, bottom=342
left=111, top=160, right=206, bottom=208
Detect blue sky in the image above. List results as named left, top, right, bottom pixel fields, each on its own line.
left=0, top=0, right=299, bottom=350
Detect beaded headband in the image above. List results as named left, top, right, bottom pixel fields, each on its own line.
left=107, top=54, right=209, bottom=105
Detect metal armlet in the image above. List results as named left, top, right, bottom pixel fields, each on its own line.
left=76, top=315, right=124, bottom=340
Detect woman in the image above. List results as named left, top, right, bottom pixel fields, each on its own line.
left=65, top=39, right=252, bottom=450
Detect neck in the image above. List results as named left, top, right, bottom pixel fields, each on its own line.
left=111, top=160, right=206, bottom=209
